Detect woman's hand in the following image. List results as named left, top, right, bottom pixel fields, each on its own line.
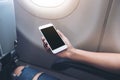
left=42, top=30, right=74, bottom=58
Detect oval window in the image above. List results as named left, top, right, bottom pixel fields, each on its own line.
left=17, top=0, right=80, bottom=19
left=31, top=0, right=65, bottom=8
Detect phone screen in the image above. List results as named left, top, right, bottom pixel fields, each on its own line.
left=41, top=26, right=65, bottom=50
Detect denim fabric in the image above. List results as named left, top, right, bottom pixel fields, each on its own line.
left=13, top=66, right=60, bottom=80
left=13, top=66, right=39, bottom=80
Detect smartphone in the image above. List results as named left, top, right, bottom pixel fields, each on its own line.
left=39, top=23, right=67, bottom=54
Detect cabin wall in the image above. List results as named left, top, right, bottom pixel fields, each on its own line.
left=14, top=0, right=110, bottom=68
left=99, top=0, right=120, bottom=53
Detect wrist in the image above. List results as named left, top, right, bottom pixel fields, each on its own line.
left=57, top=47, right=76, bottom=59
left=65, top=47, right=76, bottom=59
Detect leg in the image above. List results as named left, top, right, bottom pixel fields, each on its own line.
left=13, top=66, right=43, bottom=80
left=13, top=66, right=60, bottom=80
left=13, top=66, right=25, bottom=77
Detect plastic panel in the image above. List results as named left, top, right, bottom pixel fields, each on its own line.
left=0, top=0, right=16, bottom=56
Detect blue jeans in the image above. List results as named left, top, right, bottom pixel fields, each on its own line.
left=13, top=66, right=60, bottom=80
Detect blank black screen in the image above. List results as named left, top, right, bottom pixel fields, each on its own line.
left=41, top=26, right=65, bottom=50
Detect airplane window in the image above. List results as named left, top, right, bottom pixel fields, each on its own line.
left=17, top=0, right=80, bottom=19
left=31, top=0, right=65, bottom=7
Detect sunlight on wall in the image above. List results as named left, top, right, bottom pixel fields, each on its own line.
left=31, top=0, right=65, bottom=7
left=17, top=0, right=80, bottom=19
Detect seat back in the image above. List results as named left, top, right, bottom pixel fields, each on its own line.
left=0, top=0, right=16, bottom=59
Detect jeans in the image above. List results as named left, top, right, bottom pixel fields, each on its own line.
left=13, top=66, right=60, bottom=80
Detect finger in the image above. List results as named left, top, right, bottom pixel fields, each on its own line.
left=43, top=43, right=51, bottom=52
left=46, top=45, right=50, bottom=50
left=42, top=37, right=47, bottom=45
left=43, top=40, right=48, bottom=47
left=42, top=39, right=50, bottom=49
left=41, top=36, right=45, bottom=42
left=41, top=37, right=51, bottom=52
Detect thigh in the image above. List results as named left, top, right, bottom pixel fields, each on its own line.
left=13, top=66, right=60, bottom=80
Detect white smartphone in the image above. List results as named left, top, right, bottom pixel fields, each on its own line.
left=39, top=23, right=67, bottom=54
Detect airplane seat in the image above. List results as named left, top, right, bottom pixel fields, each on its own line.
left=51, top=58, right=120, bottom=80
left=0, top=0, right=17, bottom=79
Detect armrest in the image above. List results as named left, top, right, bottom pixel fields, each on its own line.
left=51, top=59, right=120, bottom=80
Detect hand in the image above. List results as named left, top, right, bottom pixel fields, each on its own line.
left=42, top=30, right=74, bottom=58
